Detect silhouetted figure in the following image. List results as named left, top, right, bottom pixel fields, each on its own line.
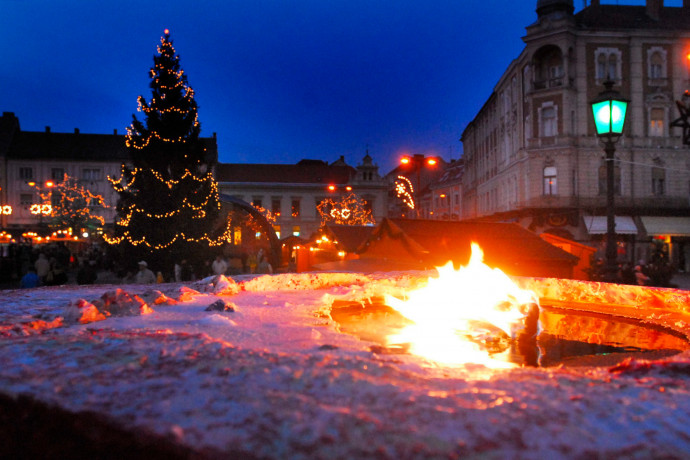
left=20, top=268, right=39, bottom=288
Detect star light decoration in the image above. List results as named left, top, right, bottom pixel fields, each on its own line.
left=395, top=176, right=415, bottom=209
left=317, top=193, right=375, bottom=226
left=670, top=90, right=690, bottom=145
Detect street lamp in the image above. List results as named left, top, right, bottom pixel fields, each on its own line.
left=590, top=79, right=629, bottom=282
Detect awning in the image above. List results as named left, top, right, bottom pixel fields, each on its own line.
left=584, top=216, right=638, bottom=235
left=640, top=216, right=690, bottom=237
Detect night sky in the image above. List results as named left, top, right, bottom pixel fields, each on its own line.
left=3, top=0, right=580, bottom=172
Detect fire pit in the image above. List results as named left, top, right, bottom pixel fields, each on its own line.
left=329, top=243, right=690, bottom=368
left=331, top=300, right=689, bottom=367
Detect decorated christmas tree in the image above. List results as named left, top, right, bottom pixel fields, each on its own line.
left=41, top=174, right=107, bottom=235
left=106, top=30, right=228, bottom=275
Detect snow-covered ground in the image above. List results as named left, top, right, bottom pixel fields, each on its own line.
left=1, top=272, right=690, bottom=458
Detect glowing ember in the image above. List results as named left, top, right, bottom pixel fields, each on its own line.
left=384, top=243, right=539, bottom=368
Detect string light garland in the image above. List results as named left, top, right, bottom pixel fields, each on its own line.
left=395, top=176, right=415, bottom=209
left=38, top=174, right=107, bottom=231
left=108, top=29, right=229, bottom=252
left=126, top=32, right=201, bottom=151
left=252, top=205, right=278, bottom=225
left=30, top=204, right=52, bottom=216
left=317, top=192, right=375, bottom=226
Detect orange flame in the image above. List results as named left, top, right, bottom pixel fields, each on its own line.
left=384, top=243, right=539, bottom=368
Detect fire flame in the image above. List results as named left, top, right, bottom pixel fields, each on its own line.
left=384, top=243, right=539, bottom=368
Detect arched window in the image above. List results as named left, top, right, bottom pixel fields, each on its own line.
left=598, top=163, right=621, bottom=196
left=608, top=55, right=618, bottom=80
left=594, top=48, right=622, bottom=81
left=647, top=47, right=668, bottom=80
left=543, top=166, right=557, bottom=195
left=597, top=54, right=608, bottom=79
left=650, top=52, right=663, bottom=79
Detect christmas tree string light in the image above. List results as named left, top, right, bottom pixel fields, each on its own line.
left=107, top=29, right=228, bottom=255
left=38, top=174, right=107, bottom=232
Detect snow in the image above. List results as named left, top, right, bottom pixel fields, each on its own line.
left=1, top=272, right=690, bottom=458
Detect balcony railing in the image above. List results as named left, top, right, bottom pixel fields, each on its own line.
left=533, top=77, right=565, bottom=91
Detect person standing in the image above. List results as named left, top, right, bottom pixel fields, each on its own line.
left=134, top=261, right=156, bottom=284
left=635, top=265, right=651, bottom=286
left=34, top=253, right=50, bottom=285
left=211, top=255, right=228, bottom=276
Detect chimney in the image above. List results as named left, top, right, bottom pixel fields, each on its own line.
left=647, top=0, right=662, bottom=20
left=113, top=129, right=118, bottom=135
left=590, top=0, right=599, bottom=6
left=45, top=126, right=50, bottom=133
left=74, top=128, right=80, bottom=134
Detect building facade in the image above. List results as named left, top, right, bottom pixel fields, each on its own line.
left=461, top=0, right=690, bottom=271
left=216, top=154, right=389, bottom=240
left=384, top=155, right=447, bottom=219
left=428, top=159, right=464, bottom=221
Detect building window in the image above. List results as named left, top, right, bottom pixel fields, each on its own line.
left=595, top=48, right=622, bottom=81
left=252, top=198, right=262, bottom=209
left=81, top=168, right=101, bottom=181
left=647, top=47, right=667, bottom=80
left=271, top=198, right=281, bottom=216
left=51, top=193, right=62, bottom=208
left=51, top=168, right=65, bottom=181
left=540, top=105, right=557, bottom=137
left=20, top=193, right=33, bottom=206
left=649, top=108, right=664, bottom=137
left=543, top=166, right=557, bottom=195
left=273, top=225, right=281, bottom=239
left=291, top=199, right=300, bottom=218
left=608, top=55, right=617, bottom=80
left=19, top=167, right=33, bottom=180
left=233, top=227, right=242, bottom=245
left=597, top=54, right=607, bottom=80
left=292, top=226, right=301, bottom=237
left=598, top=163, right=621, bottom=196
left=652, top=166, right=665, bottom=195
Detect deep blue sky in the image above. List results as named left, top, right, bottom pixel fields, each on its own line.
left=3, top=0, right=589, bottom=173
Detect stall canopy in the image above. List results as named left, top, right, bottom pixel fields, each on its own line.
left=640, top=217, right=690, bottom=237
left=584, top=216, right=638, bottom=235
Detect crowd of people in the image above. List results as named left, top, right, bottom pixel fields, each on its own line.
left=2, top=239, right=682, bottom=289
left=1, top=242, right=277, bottom=289
left=587, top=243, right=677, bottom=288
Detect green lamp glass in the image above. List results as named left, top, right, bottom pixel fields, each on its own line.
left=591, top=80, right=628, bottom=141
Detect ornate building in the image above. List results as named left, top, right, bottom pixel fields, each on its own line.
left=461, top=0, right=690, bottom=270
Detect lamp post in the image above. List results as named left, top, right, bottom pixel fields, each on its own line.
left=400, top=154, right=437, bottom=218
left=590, top=79, right=629, bottom=282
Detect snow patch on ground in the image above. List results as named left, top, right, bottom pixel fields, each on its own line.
left=0, top=272, right=689, bottom=458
